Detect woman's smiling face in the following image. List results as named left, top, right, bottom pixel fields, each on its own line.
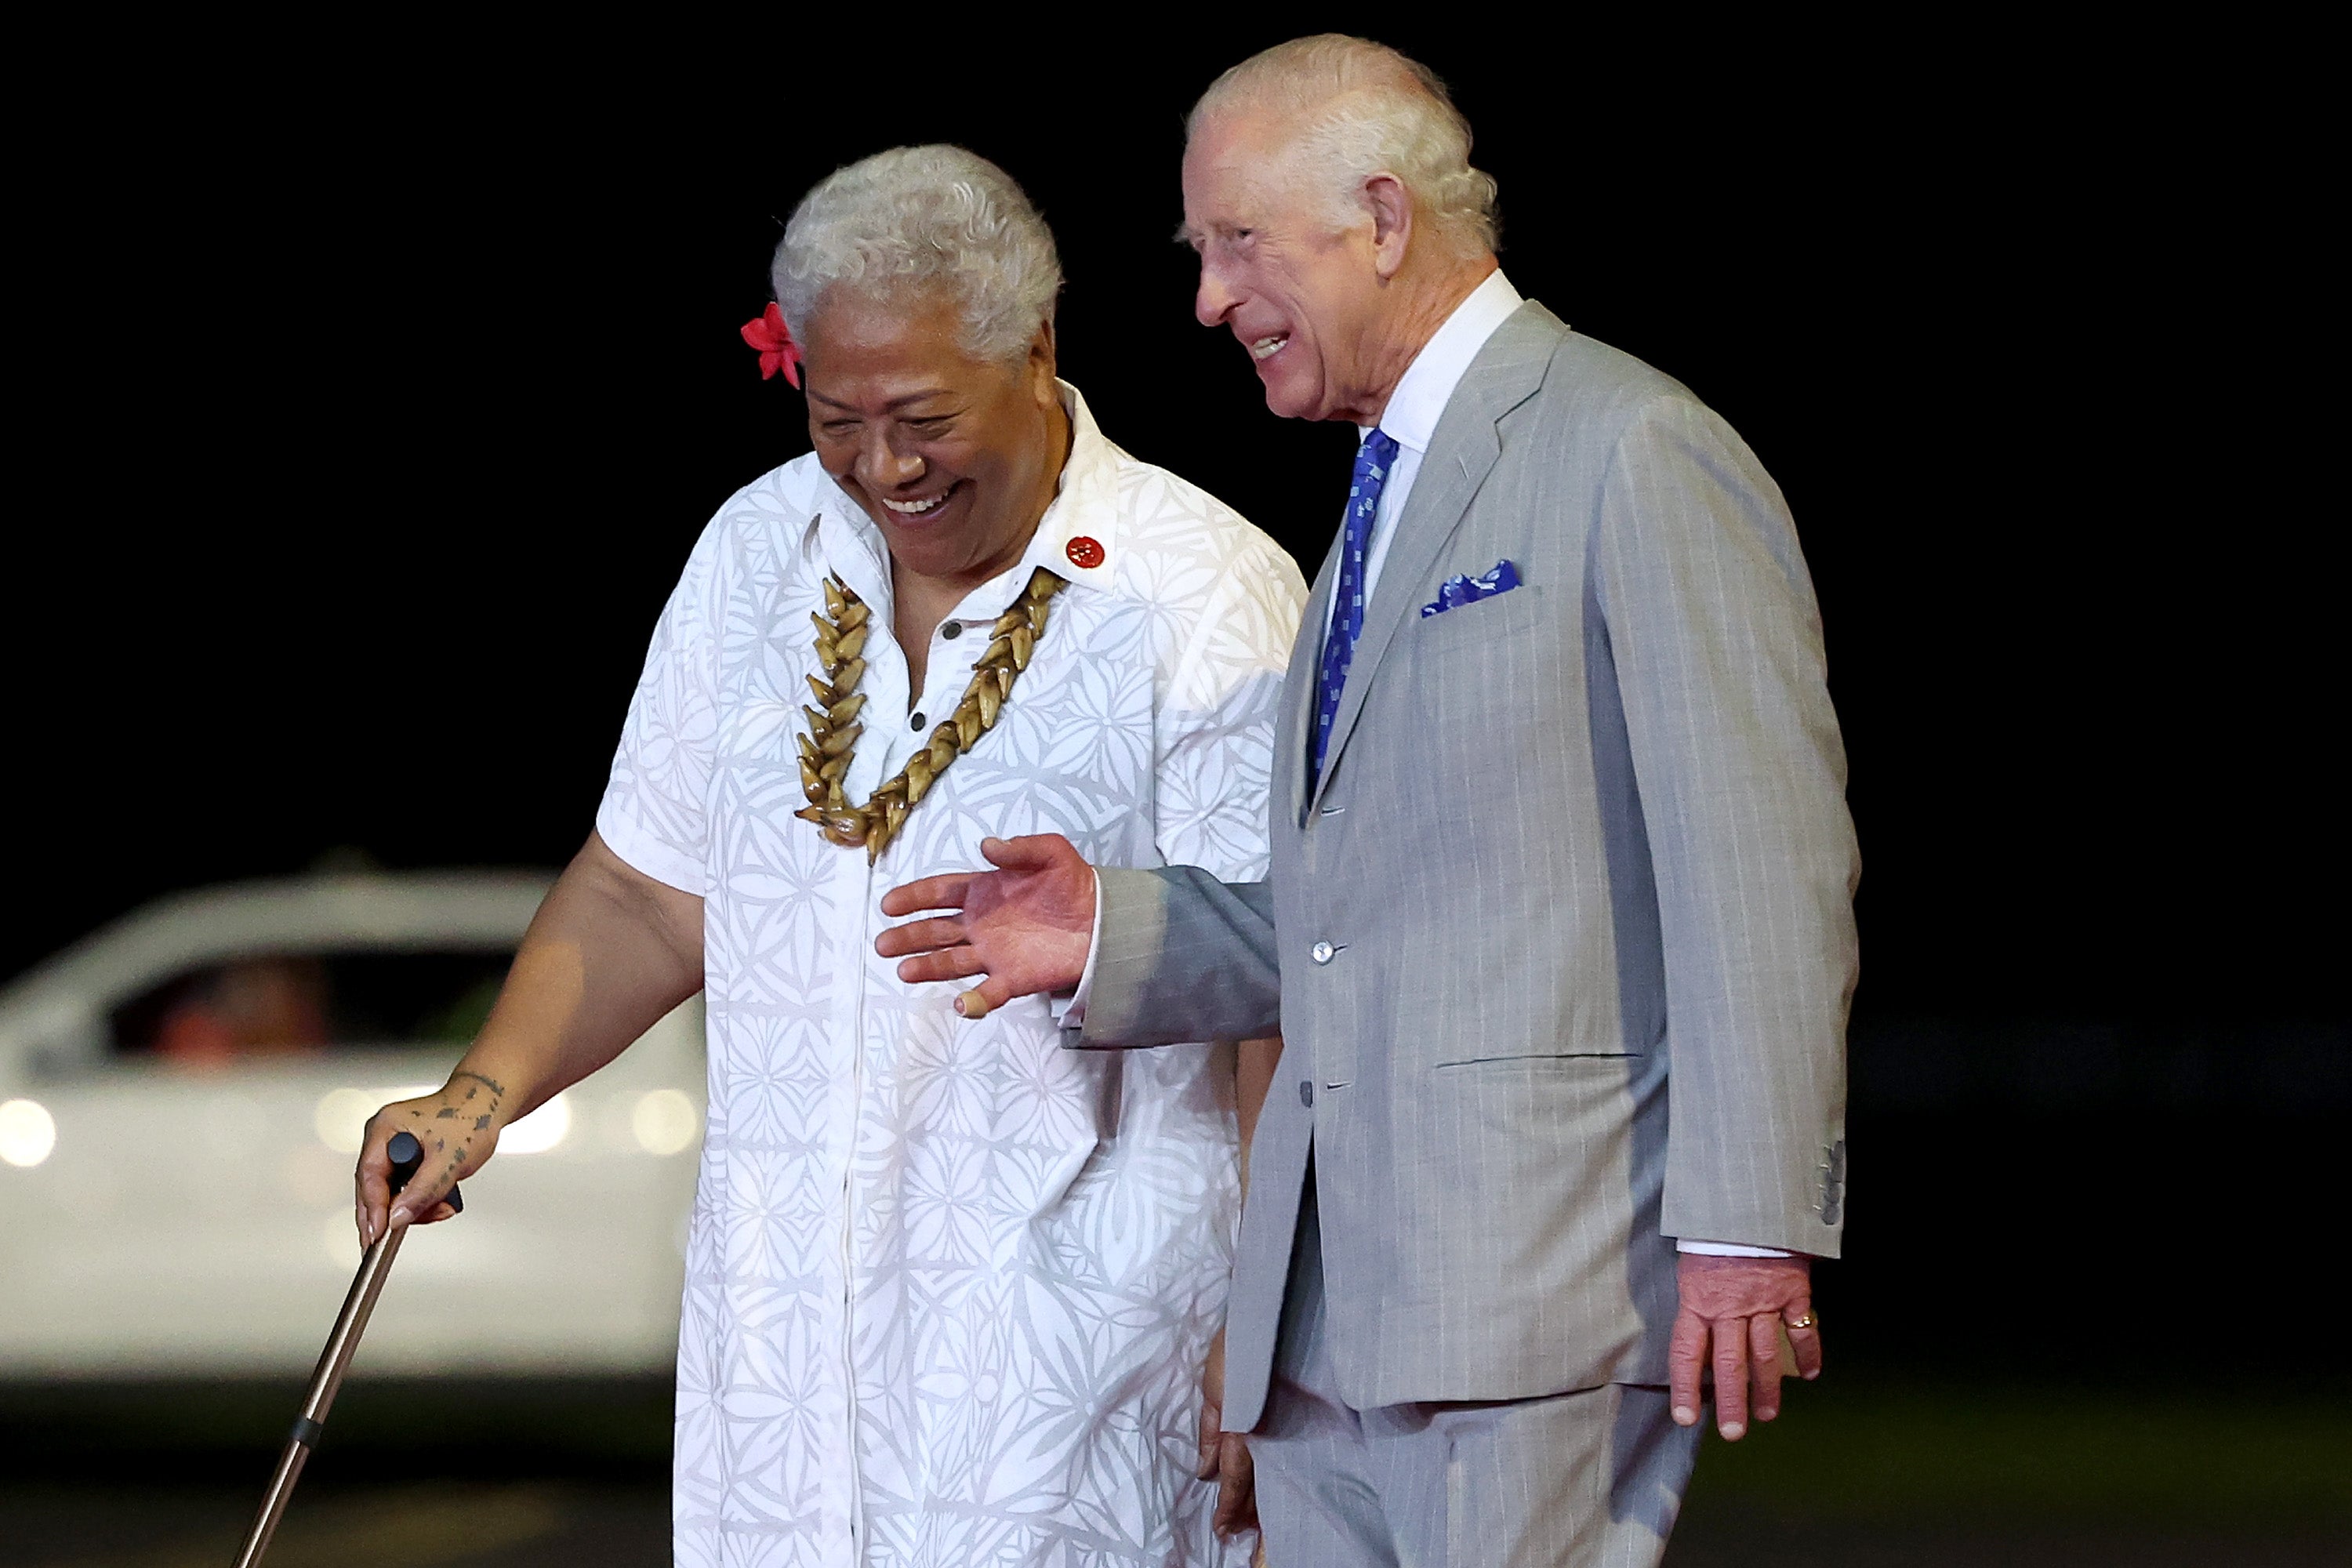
left=801, top=289, right=1065, bottom=589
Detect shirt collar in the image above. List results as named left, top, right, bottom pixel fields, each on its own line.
left=1362, top=268, right=1526, bottom=453
left=1020, top=379, right=1120, bottom=593
left=815, top=378, right=1119, bottom=619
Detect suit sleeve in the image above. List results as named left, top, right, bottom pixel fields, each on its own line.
left=1594, top=394, right=1859, bottom=1257
left=1070, top=527, right=1301, bottom=1051
left=1069, top=866, right=1282, bottom=1048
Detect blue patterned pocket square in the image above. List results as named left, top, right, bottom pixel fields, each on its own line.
left=1420, top=559, right=1521, bottom=617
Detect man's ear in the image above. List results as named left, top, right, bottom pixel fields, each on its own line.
left=1364, top=173, right=1414, bottom=280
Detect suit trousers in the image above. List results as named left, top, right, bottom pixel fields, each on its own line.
left=1253, top=1167, right=1700, bottom=1568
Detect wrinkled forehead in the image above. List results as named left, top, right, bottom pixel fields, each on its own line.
left=1180, top=109, right=1308, bottom=232
left=804, top=285, right=995, bottom=376
left=800, top=287, right=1015, bottom=405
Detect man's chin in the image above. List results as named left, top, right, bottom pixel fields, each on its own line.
left=1258, top=368, right=1323, bottom=422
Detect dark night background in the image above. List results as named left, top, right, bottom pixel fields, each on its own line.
left=5, top=16, right=2342, bottom=1563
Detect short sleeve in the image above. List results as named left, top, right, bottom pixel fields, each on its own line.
left=596, top=517, right=731, bottom=895
left=1152, top=535, right=1306, bottom=884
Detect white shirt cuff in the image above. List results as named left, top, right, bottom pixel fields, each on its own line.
left=1047, top=869, right=1102, bottom=1028
left=1676, top=1239, right=1796, bottom=1258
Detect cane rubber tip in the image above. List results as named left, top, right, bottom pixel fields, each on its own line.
left=956, top=990, right=992, bottom=1019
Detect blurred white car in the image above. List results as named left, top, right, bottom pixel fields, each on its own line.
left=0, top=871, right=703, bottom=1377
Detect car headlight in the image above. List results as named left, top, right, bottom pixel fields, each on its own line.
left=314, top=1086, right=439, bottom=1155
left=498, top=1092, right=572, bottom=1155
left=0, top=1098, right=56, bottom=1168
left=631, top=1089, right=700, bottom=1156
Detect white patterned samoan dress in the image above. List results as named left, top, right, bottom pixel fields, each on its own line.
left=596, top=384, right=1305, bottom=1567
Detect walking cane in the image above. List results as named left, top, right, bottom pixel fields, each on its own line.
left=232, top=1130, right=459, bottom=1567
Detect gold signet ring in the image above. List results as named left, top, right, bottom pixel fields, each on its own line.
left=1786, top=1311, right=1818, bottom=1331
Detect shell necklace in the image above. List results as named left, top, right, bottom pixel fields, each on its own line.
left=795, top=564, right=1069, bottom=863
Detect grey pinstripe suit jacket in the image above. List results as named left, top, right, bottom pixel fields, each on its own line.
left=1073, top=301, right=1859, bottom=1428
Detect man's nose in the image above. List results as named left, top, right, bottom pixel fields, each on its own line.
left=1195, top=263, right=1240, bottom=328
left=858, top=431, right=924, bottom=490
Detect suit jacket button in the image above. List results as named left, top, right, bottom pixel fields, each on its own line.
left=1311, top=941, right=1334, bottom=964
left=1299, top=1080, right=1314, bottom=1108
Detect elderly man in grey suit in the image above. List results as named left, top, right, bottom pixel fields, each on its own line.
left=879, top=34, right=1858, bottom=1568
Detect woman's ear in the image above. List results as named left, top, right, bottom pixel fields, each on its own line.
left=1028, top=319, right=1059, bottom=402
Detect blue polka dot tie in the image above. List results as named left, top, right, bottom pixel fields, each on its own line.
left=1312, top=427, right=1399, bottom=789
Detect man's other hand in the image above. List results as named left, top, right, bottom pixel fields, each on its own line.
left=1196, top=1328, right=1258, bottom=1537
left=1668, top=1253, right=1821, bottom=1440
left=876, top=834, right=1096, bottom=1017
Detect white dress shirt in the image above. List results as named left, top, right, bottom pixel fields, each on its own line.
left=1060, top=274, right=1789, bottom=1258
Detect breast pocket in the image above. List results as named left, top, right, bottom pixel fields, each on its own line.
left=1386, top=578, right=1573, bottom=909
left=1410, top=583, right=1546, bottom=656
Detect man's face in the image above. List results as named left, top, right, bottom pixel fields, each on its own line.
left=801, top=289, right=1062, bottom=584
left=1181, top=111, right=1389, bottom=424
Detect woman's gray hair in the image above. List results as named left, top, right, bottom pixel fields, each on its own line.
left=1189, top=35, right=1499, bottom=256
left=772, top=145, right=1062, bottom=365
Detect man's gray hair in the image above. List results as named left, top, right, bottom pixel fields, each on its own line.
left=1189, top=35, right=1499, bottom=256
left=772, top=145, right=1062, bottom=365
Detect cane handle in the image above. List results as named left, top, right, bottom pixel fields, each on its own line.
left=386, top=1131, right=424, bottom=1194
left=384, top=1128, right=462, bottom=1213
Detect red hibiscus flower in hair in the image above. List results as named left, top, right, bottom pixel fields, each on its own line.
left=741, top=303, right=804, bottom=388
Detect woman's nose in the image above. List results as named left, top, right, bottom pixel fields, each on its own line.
left=859, top=434, right=924, bottom=490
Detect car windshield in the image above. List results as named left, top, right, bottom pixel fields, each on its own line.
left=109, top=950, right=513, bottom=1063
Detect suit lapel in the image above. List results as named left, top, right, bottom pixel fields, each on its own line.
left=1307, top=303, right=1564, bottom=812
left=1281, top=524, right=1345, bottom=829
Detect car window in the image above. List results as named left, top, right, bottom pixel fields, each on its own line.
left=110, top=950, right=514, bottom=1062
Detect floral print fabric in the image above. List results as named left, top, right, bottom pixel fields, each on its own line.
left=597, top=386, right=1305, bottom=1566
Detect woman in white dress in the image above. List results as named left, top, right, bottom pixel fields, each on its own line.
left=356, top=145, right=1302, bottom=1566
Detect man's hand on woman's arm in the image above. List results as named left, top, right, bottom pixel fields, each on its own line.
left=354, top=831, right=704, bottom=1244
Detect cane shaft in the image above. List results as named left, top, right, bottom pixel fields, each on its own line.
left=231, top=1222, right=409, bottom=1566
left=303, top=1222, right=408, bottom=1425
left=232, top=1439, right=310, bottom=1568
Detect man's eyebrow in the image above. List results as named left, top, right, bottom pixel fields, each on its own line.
left=808, top=388, right=960, bottom=413
left=1172, top=220, right=1200, bottom=246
